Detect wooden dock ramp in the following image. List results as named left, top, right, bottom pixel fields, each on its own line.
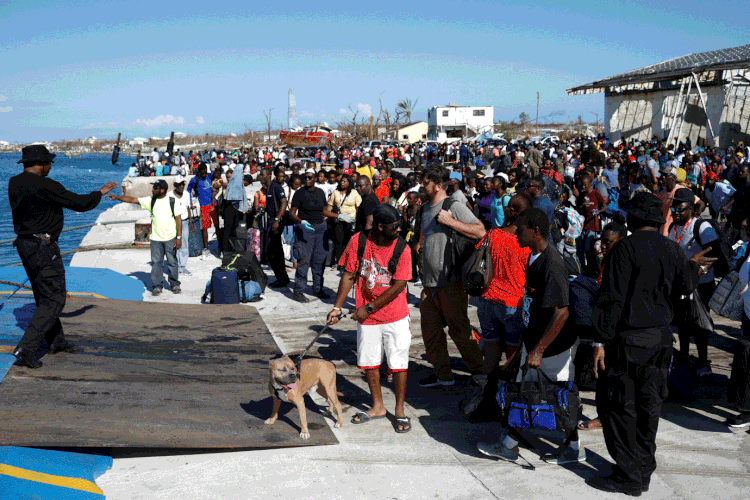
left=0, top=296, right=338, bottom=449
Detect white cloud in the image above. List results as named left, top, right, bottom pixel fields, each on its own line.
left=135, top=114, right=185, bottom=127
left=0, top=96, right=7, bottom=102
left=0, top=106, right=12, bottom=113
left=83, top=121, right=119, bottom=129
left=357, top=103, right=372, bottom=116
left=299, top=110, right=314, bottom=119
left=339, top=103, right=372, bottom=117
left=195, top=116, right=205, bottom=124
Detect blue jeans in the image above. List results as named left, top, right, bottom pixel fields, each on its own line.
left=293, top=221, right=329, bottom=294
left=150, top=238, right=180, bottom=290
left=177, top=220, right=189, bottom=271
left=477, top=297, right=523, bottom=346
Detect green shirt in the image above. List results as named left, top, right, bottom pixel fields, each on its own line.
left=138, top=196, right=182, bottom=241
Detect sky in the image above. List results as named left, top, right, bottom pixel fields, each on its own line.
left=0, top=0, right=746, bottom=143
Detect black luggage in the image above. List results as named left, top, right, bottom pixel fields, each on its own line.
left=222, top=250, right=268, bottom=292
left=729, top=337, right=750, bottom=411
left=210, top=267, right=240, bottom=304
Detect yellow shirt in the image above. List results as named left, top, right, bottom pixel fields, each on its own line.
left=139, top=196, right=181, bottom=241
left=331, top=189, right=361, bottom=216
left=356, top=165, right=375, bottom=180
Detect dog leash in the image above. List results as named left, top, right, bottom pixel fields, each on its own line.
left=293, top=310, right=350, bottom=371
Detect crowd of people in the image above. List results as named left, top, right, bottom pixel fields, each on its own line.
left=13, top=133, right=750, bottom=496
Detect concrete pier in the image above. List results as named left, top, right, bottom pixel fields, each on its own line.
left=65, top=204, right=750, bottom=499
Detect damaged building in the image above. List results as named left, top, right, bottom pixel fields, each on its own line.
left=567, top=44, right=750, bottom=149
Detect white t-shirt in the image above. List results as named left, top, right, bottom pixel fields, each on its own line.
left=169, top=191, right=199, bottom=220
left=668, top=218, right=719, bottom=284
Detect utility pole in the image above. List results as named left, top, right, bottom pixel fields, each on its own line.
left=590, top=111, right=600, bottom=131
left=536, top=92, right=540, bottom=136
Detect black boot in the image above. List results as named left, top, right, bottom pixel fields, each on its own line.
left=49, top=340, right=76, bottom=354
left=13, top=347, right=43, bottom=369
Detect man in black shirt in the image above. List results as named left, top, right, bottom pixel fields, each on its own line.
left=589, top=192, right=713, bottom=496
left=354, top=176, right=380, bottom=233
left=8, top=145, right=117, bottom=368
left=265, top=166, right=290, bottom=288
left=477, top=208, right=578, bottom=464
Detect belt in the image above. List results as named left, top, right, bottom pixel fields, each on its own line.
left=17, top=233, right=54, bottom=244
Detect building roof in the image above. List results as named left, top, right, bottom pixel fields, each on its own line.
left=567, top=44, right=750, bottom=95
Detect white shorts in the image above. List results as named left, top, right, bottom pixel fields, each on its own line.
left=516, top=340, right=579, bottom=383
left=357, top=316, right=411, bottom=372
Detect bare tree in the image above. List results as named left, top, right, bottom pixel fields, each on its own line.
left=377, top=91, right=392, bottom=135
left=263, top=108, right=274, bottom=143
left=334, top=103, right=369, bottom=147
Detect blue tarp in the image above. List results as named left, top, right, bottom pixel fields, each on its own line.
left=0, top=446, right=112, bottom=499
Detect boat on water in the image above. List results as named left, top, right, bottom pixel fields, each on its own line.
left=280, top=124, right=333, bottom=147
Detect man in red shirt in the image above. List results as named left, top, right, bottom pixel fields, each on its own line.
left=327, top=204, right=413, bottom=433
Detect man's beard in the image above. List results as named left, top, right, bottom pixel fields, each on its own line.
left=382, top=229, right=398, bottom=242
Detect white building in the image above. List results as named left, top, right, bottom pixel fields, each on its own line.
left=567, top=44, right=750, bottom=149
left=426, top=104, right=494, bottom=141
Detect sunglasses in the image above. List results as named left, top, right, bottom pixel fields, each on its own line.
left=383, top=221, right=402, bottom=229
left=304, top=175, right=315, bottom=179
left=670, top=205, right=689, bottom=213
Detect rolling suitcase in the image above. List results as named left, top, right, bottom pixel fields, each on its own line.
left=210, top=267, right=240, bottom=304
left=668, top=352, right=698, bottom=401
left=729, top=337, right=750, bottom=411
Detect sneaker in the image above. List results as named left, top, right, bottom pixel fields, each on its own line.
left=542, top=445, right=587, bottom=464
left=695, top=361, right=712, bottom=378
left=151, top=288, right=162, bottom=296
left=476, top=440, right=518, bottom=462
left=726, top=412, right=750, bottom=428
left=172, top=286, right=182, bottom=294
left=418, top=373, right=455, bottom=387
left=293, top=293, right=310, bottom=303
left=201, top=249, right=209, bottom=261
left=181, top=269, right=191, bottom=276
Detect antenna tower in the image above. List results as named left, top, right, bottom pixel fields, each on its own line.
left=288, top=88, right=298, bottom=129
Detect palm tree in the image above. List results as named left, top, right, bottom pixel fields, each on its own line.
left=395, top=98, right=418, bottom=140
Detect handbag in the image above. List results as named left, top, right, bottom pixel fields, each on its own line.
left=496, top=369, right=580, bottom=432
left=709, top=270, right=745, bottom=322
left=462, top=234, right=493, bottom=297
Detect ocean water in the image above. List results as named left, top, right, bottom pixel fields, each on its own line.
left=0, top=153, right=131, bottom=267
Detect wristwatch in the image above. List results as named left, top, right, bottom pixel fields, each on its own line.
left=365, top=303, right=374, bottom=314
left=176, top=236, right=182, bottom=240
left=273, top=218, right=280, bottom=222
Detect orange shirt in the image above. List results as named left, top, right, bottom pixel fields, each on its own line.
left=479, top=228, right=531, bottom=308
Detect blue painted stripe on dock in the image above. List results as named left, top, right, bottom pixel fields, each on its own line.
left=0, top=354, right=14, bottom=384
left=0, top=446, right=112, bottom=499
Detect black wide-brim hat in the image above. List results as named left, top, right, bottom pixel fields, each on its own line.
left=621, top=191, right=666, bottom=224
left=17, top=144, right=56, bottom=164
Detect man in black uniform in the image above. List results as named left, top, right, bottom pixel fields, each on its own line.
left=8, top=145, right=117, bottom=369
left=588, top=192, right=714, bottom=496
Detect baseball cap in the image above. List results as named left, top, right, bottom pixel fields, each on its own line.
left=661, top=166, right=678, bottom=177
left=449, top=172, right=462, bottom=180
left=174, top=175, right=186, bottom=185
left=669, top=187, right=694, bottom=204
left=305, top=168, right=316, bottom=175
left=152, top=179, right=168, bottom=190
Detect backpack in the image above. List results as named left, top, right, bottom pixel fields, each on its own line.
left=223, top=250, right=269, bottom=292
left=419, top=198, right=479, bottom=279
left=462, top=232, right=494, bottom=296
left=355, top=231, right=408, bottom=283
left=561, top=206, right=584, bottom=240
left=605, top=186, right=620, bottom=215
left=693, top=217, right=733, bottom=277
left=150, top=196, right=176, bottom=218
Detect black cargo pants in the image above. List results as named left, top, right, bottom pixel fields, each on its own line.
left=14, top=238, right=67, bottom=352
left=596, top=344, right=671, bottom=489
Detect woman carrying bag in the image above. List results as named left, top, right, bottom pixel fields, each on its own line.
left=324, top=174, right=360, bottom=266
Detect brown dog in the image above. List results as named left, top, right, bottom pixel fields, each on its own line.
left=265, top=355, right=344, bottom=439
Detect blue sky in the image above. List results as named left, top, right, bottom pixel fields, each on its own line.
left=0, top=0, right=745, bottom=143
